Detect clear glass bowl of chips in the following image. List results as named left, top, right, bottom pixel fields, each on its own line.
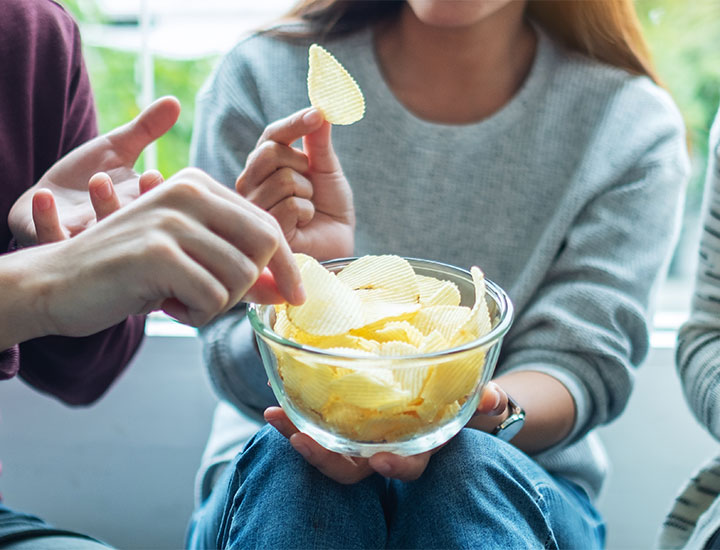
left=247, top=256, right=514, bottom=457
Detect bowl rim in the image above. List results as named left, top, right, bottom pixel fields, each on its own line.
left=247, top=256, right=514, bottom=360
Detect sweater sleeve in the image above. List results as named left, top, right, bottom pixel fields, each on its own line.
left=2, top=0, right=145, bottom=404
left=500, top=100, right=689, bottom=446
left=676, top=108, right=720, bottom=441
left=191, top=46, right=277, bottom=419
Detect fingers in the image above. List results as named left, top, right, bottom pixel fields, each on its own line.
left=264, top=408, right=372, bottom=484
left=32, top=190, right=67, bottom=244
left=302, top=120, right=342, bottom=174
left=242, top=268, right=289, bottom=305
left=241, top=167, right=313, bottom=210
left=257, top=107, right=324, bottom=147
left=265, top=232, right=306, bottom=305
left=108, top=96, right=181, bottom=162
left=368, top=451, right=433, bottom=482
left=239, top=144, right=310, bottom=198
left=268, top=198, right=315, bottom=234
left=139, top=169, right=165, bottom=194
left=150, top=243, right=230, bottom=326
left=88, top=173, right=121, bottom=221
left=476, top=382, right=508, bottom=417
left=142, top=170, right=305, bottom=307
left=264, top=407, right=428, bottom=484
left=264, top=406, right=299, bottom=438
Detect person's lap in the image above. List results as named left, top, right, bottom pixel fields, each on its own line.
left=188, top=426, right=605, bottom=549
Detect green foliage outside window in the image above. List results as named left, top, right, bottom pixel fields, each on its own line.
left=60, top=0, right=219, bottom=177
left=637, top=0, right=720, bottom=205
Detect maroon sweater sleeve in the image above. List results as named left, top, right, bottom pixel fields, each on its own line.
left=0, top=0, right=145, bottom=404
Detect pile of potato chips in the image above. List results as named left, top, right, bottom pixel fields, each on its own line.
left=268, top=254, right=494, bottom=443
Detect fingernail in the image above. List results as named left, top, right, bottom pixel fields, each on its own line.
left=373, top=460, right=391, bottom=476
left=95, top=180, right=113, bottom=200
left=292, top=441, right=311, bottom=459
left=293, top=284, right=306, bottom=305
left=492, top=390, right=501, bottom=411
left=35, top=194, right=52, bottom=211
left=303, top=108, right=322, bottom=125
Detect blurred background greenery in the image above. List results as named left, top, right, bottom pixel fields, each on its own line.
left=59, top=0, right=720, bottom=279
left=636, top=0, right=720, bottom=277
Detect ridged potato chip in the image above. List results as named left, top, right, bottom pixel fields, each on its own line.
left=287, top=256, right=365, bottom=335
left=420, top=349, right=486, bottom=408
left=330, top=370, right=411, bottom=410
left=354, top=414, right=423, bottom=442
left=450, top=267, right=493, bottom=346
left=411, top=305, right=472, bottom=340
left=307, top=44, right=365, bottom=125
left=417, top=275, right=461, bottom=307
left=372, top=321, right=425, bottom=346
left=277, top=349, right=334, bottom=411
left=338, top=255, right=419, bottom=304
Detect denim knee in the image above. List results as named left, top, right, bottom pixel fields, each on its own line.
left=386, top=429, right=603, bottom=549
left=222, top=426, right=389, bottom=549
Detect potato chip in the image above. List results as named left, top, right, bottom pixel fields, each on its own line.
left=321, top=401, right=373, bottom=438
left=417, top=275, right=461, bottom=307
left=330, top=370, right=410, bottom=410
left=420, top=349, right=486, bottom=407
left=450, top=267, right=492, bottom=346
left=411, top=305, right=472, bottom=340
left=377, top=340, right=419, bottom=357
left=307, top=44, right=365, bottom=125
left=337, top=255, right=419, bottom=303
left=354, top=414, right=422, bottom=442
left=287, top=255, right=365, bottom=335
left=277, top=349, right=334, bottom=411
left=419, top=330, right=449, bottom=352
left=360, top=301, right=421, bottom=328
left=372, top=321, right=425, bottom=346
left=393, top=363, right=431, bottom=398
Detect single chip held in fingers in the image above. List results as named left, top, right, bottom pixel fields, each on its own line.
left=307, top=43, right=365, bottom=125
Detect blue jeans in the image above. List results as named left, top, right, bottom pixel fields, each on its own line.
left=187, top=426, right=605, bottom=549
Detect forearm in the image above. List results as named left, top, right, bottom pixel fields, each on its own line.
left=468, top=370, right=575, bottom=454
left=0, top=248, right=52, bottom=350
left=1, top=246, right=146, bottom=403
left=676, top=323, right=720, bottom=441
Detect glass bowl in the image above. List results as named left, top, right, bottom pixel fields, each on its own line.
left=247, top=257, right=514, bottom=457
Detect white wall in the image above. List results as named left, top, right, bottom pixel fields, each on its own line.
left=0, top=334, right=216, bottom=550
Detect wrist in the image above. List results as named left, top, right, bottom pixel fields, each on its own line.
left=490, top=393, right=526, bottom=442
left=0, top=248, right=55, bottom=347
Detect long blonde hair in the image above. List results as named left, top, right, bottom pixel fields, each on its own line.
left=271, top=0, right=659, bottom=83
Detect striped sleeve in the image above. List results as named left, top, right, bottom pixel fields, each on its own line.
left=676, top=108, right=720, bottom=441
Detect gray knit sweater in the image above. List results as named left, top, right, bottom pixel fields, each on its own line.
left=676, top=109, right=720, bottom=441
left=190, top=24, right=689, bottom=501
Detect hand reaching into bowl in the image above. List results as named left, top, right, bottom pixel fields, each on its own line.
left=264, top=382, right=508, bottom=484
left=236, top=108, right=355, bottom=261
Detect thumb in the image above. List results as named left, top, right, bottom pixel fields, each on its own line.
left=303, top=120, right=341, bottom=174
left=107, top=96, right=181, bottom=161
left=259, top=107, right=325, bottom=147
